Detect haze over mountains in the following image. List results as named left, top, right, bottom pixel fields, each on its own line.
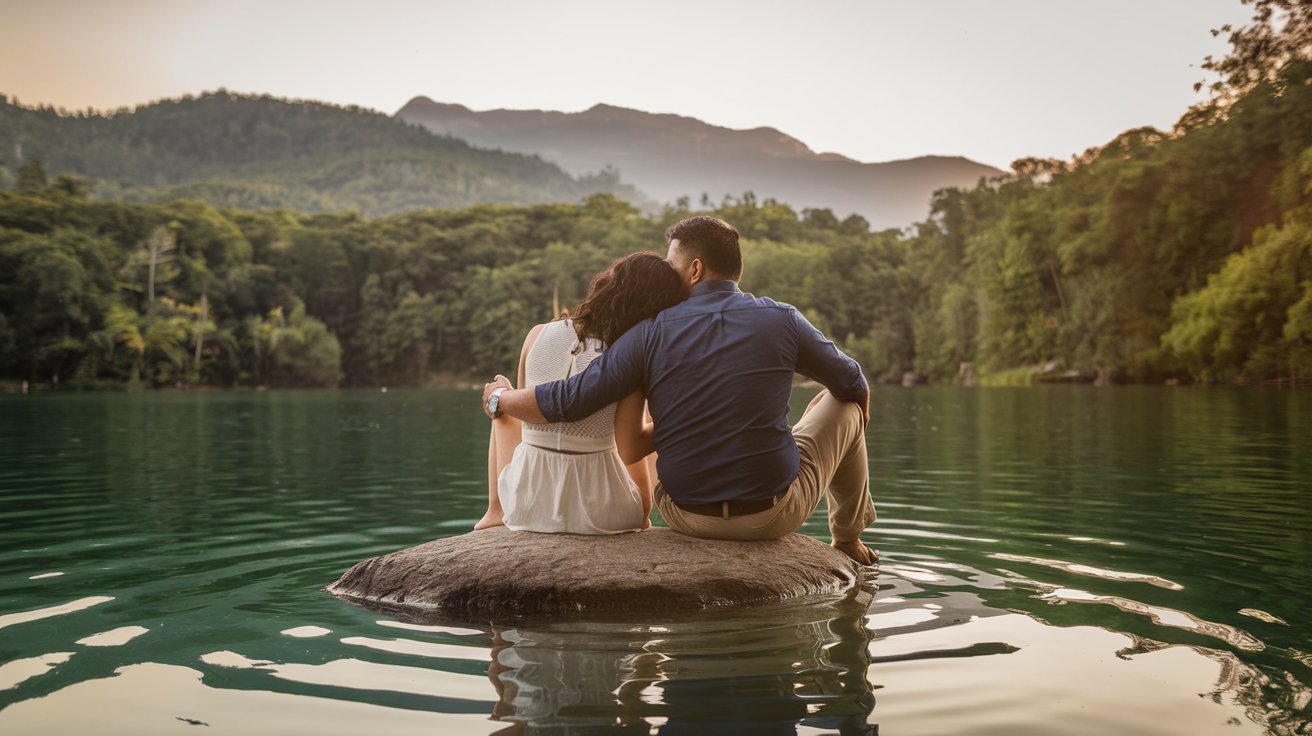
left=397, top=97, right=1005, bottom=229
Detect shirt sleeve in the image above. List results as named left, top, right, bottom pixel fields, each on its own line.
left=790, top=307, right=869, bottom=401
left=535, top=320, right=648, bottom=423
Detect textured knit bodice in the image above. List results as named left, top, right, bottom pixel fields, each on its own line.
left=520, top=319, right=615, bottom=453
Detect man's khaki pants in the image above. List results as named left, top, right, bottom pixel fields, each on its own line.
left=654, top=390, right=876, bottom=543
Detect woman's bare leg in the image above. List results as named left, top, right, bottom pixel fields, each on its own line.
left=475, top=416, right=522, bottom=530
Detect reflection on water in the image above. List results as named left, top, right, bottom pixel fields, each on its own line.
left=479, top=590, right=878, bottom=735
left=0, top=387, right=1310, bottom=733
left=0, top=595, right=115, bottom=630
left=991, top=552, right=1185, bottom=590
left=2, top=564, right=1294, bottom=735
left=1036, top=584, right=1266, bottom=651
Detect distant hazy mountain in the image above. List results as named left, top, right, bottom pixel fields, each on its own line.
left=396, top=97, right=1005, bottom=229
left=0, top=91, right=644, bottom=215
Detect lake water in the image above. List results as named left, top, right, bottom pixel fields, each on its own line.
left=0, top=387, right=1308, bottom=735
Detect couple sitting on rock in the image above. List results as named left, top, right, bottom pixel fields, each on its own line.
left=477, top=216, right=878, bottom=565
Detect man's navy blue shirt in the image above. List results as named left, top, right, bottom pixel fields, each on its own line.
left=535, top=280, right=868, bottom=505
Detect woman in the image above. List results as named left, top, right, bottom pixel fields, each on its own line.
left=474, top=251, right=685, bottom=534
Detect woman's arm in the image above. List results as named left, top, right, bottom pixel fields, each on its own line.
left=615, top=389, right=655, bottom=527
left=614, top=389, right=654, bottom=465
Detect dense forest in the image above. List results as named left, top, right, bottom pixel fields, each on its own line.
left=1, top=0, right=1309, bottom=390
left=0, top=91, right=646, bottom=215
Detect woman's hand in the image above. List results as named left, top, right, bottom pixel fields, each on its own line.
left=482, top=375, right=513, bottom=407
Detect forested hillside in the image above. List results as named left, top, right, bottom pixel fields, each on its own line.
left=900, top=0, right=1312, bottom=384
left=1, top=0, right=1308, bottom=389
left=0, top=91, right=645, bottom=215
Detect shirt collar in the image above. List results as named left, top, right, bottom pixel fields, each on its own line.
left=691, top=279, right=741, bottom=297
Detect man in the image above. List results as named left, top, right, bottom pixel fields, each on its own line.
left=482, top=216, right=877, bottom=565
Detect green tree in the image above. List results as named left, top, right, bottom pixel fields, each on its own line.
left=460, top=262, right=552, bottom=375
left=84, top=303, right=145, bottom=384
left=244, top=298, right=342, bottom=387
left=15, top=159, right=47, bottom=193
left=0, top=227, right=114, bottom=382
left=1163, top=218, right=1312, bottom=380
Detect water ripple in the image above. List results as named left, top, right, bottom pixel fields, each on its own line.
left=1037, top=585, right=1265, bottom=652
left=992, top=553, right=1185, bottom=590
left=0, top=596, right=115, bottom=631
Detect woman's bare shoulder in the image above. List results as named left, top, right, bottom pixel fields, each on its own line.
left=522, top=320, right=564, bottom=356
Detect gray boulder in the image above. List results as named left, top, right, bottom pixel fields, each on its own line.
left=327, top=526, right=864, bottom=620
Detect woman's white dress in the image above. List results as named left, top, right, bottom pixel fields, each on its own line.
left=499, top=319, right=646, bottom=534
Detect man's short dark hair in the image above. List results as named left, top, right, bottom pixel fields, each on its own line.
left=665, top=216, right=742, bottom=279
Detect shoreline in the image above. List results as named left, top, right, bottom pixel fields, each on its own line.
left=5, top=377, right=1309, bottom=394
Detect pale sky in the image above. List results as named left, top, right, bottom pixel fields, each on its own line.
left=1, top=0, right=1253, bottom=170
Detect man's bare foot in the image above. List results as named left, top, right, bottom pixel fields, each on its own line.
left=474, top=513, right=505, bottom=531
left=832, top=539, right=878, bottom=566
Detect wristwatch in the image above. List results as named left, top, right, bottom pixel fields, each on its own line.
left=484, top=387, right=507, bottom=419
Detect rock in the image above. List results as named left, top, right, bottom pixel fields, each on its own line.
left=901, top=371, right=925, bottom=387
left=957, top=362, right=977, bottom=387
left=327, top=526, right=863, bottom=620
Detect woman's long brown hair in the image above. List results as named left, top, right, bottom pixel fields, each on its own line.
left=571, top=252, right=685, bottom=348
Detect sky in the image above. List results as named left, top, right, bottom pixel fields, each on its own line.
left=0, top=0, right=1255, bottom=171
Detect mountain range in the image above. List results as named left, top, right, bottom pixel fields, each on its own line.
left=0, top=90, right=1003, bottom=227
left=396, top=97, right=1005, bottom=228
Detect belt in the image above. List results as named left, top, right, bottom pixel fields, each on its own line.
left=675, top=494, right=781, bottom=519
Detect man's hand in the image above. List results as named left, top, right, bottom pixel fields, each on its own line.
left=483, top=375, right=513, bottom=409
left=481, top=375, right=550, bottom=424
left=859, top=390, right=870, bottom=427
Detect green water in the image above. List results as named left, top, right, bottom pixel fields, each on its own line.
left=0, top=387, right=1308, bottom=735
